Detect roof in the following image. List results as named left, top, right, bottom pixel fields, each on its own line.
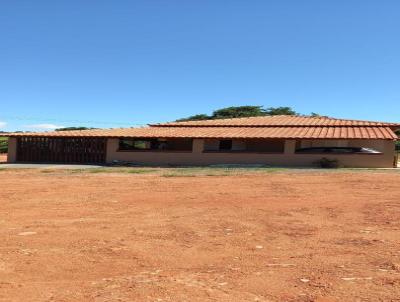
left=5, top=126, right=399, bottom=140
left=5, top=116, right=399, bottom=140
left=152, top=115, right=399, bottom=127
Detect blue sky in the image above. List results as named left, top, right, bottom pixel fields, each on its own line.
left=0, top=1, right=399, bottom=131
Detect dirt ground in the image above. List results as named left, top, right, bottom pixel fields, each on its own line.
left=0, top=169, right=399, bottom=302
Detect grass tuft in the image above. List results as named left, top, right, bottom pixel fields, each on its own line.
left=127, top=169, right=157, bottom=174
left=40, top=169, right=56, bottom=173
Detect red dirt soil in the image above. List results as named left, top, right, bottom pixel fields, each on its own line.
left=0, top=169, right=399, bottom=301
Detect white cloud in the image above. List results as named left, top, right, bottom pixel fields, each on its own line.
left=24, top=124, right=64, bottom=130
left=0, top=121, right=6, bottom=128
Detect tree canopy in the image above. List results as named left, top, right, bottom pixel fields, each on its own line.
left=55, top=127, right=96, bottom=132
left=265, top=106, right=297, bottom=116
left=176, top=105, right=299, bottom=122
left=175, top=114, right=211, bottom=122
left=212, top=106, right=268, bottom=119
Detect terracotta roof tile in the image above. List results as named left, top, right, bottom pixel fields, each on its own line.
left=6, top=126, right=398, bottom=140
left=153, top=115, right=399, bottom=127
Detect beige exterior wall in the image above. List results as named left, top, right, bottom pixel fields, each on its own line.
left=7, top=137, right=17, bottom=163
left=106, top=138, right=396, bottom=168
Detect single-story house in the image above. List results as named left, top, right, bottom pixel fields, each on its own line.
left=5, top=115, right=400, bottom=167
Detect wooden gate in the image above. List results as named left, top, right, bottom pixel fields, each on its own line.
left=16, top=137, right=107, bottom=163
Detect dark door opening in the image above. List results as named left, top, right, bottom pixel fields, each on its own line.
left=16, top=137, right=107, bottom=164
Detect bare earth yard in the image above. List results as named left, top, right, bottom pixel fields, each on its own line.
left=0, top=168, right=399, bottom=301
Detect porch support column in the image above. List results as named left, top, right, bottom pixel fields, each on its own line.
left=192, top=139, right=204, bottom=154
left=106, top=138, right=119, bottom=163
left=284, top=139, right=296, bottom=154
left=7, top=137, right=17, bottom=163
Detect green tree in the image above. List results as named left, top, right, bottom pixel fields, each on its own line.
left=265, top=106, right=297, bottom=116
left=55, top=127, right=96, bottom=132
left=0, top=137, right=7, bottom=153
left=212, top=106, right=267, bottom=119
left=176, top=105, right=299, bottom=122
left=175, top=114, right=211, bottom=122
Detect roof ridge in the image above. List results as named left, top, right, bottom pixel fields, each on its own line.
left=151, top=115, right=399, bottom=127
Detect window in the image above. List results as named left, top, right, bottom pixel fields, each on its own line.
left=118, top=138, right=192, bottom=151
left=219, top=140, right=232, bottom=151
left=203, top=139, right=284, bottom=153
left=119, top=139, right=154, bottom=150
left=295, top=147, right=382, bottom=154
left=245, top=139, right=284, bottom=153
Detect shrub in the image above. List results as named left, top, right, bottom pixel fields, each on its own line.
left=315, top=157, right=340, bottom=168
